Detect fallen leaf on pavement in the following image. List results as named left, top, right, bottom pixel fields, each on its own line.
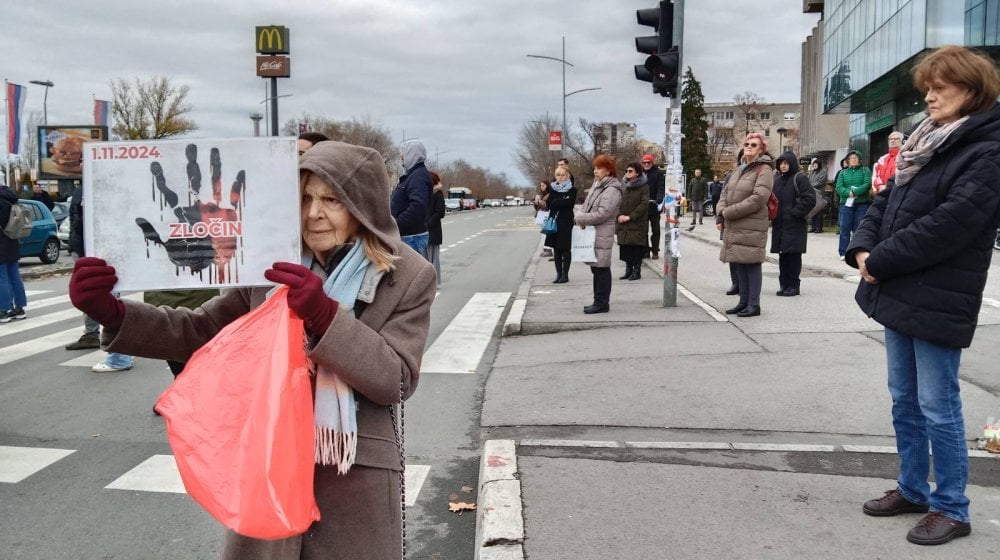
left=461, top=485, right=473, bottom=493
left=448, top=502, right=476, bottom=513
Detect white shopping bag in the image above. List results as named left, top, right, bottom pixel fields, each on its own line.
left=571, top=226, right=597, bottom=262
left=534, top=209, right=550, bottom=226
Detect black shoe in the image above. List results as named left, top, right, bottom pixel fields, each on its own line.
left=906, top=512, right=971, bottom=545
left=725, top=303, right=747, bottom=315
left=65, top=334, right=101, bottom=350
left=619, top=265, right=632, bottom=280
left=554, top=275, right=568, bottom=284
left=726, top=285, right=739, bottom=296
left=736, top=305, right=760, bottom=317
left=863, top=489, right=930, bottom=517
left=782, top=287, right=800, bottom=297
left=651, top=251, right=659, bottom=259
left=687, top=224, right=695, bottom=232
left=776, top=289, right=787, bottom=296
left=583, top=303, right=609, bottom=314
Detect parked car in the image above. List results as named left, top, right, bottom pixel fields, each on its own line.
left=58, top=216, right=70, bottom=250
left=17, top=199, right=61, bottom=264
left=461, top=198, right=477, bottom=210
left=444, top=198, right=460, bottom=212
left=50, top=201, right=69, bottom=227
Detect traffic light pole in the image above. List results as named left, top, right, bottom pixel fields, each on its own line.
left=662, top=0, right=684, bottom=307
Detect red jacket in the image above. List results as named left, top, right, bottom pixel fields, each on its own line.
left=872, top=148, right=899, bottom=195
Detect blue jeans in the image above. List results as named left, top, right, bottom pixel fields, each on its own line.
left=104, top=352, right=134, bottom=368
left=0, top=261, right=27, bottom=311
left=838, top=203, right=869, bottom=256
left=401, top=233, right=429, bottom=255
left=884, top=328, right=969, bottom=523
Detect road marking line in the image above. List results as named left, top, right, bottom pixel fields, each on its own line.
left=0, top=327, right=84, bottom=366
left=404, top=464, right=431, bottom=506
left=520, top=439, right=622, bottom=448
left=60, top=350, right=108, bottom=367
left=732, top=443, right=837, bottom=452
left=677, top=284, right=728, bottom=322
left=24, top=290, right=52, bottom=297
left=982, top=297, right=1000, bottom=308
left=0, top=308, right=82, bottom=336
left=0, top=445, right=76, bottom=483
left=25, top=294, right=71, bottom=310
left=841, top=445, right=897, bottom=453
left=627, top=441, right=733, bottom=450
left=420, top=292, right=510, bottom=374
left=105, top=454, right=186, bottom=493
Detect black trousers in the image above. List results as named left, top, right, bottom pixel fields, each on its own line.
left=590, top=266, right=612, bottom=306
left=778, top=253, right=803, bottom=291
left=810, top=211, right=824, bottom=231
left=735, top=263, right=762, bottom=306
left=620, top=245, right=644, bottom=270
left=167, top=360, right=185, bottom=378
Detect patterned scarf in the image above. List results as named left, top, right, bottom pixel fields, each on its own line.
left=894, top=116, right=969, bottom=187
left=301, top=242, right=371, bottom=473
left=550, top=179, right=573, bottom=193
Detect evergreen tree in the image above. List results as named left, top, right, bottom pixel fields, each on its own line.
left=680, top=67, right=713, bottom=178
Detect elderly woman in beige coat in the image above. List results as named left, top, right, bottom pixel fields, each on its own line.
left=716, top=132, right=774, bottom=317
left=574, top=154, right=623, bottom=314
left=68, top=141, right=437, bottom=560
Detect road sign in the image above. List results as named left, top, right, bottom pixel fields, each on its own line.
left=548, top=131, right=562, bottom=151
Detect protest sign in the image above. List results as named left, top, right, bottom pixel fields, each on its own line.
left=83, top=137, right=301, bottom=291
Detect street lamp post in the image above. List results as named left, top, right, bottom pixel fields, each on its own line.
left=29, top=80, right=54, bottom=125
left=259, top=94, right=292, bottom=136
left=527, top=37, right=601, bottom=156
left=250, top=113, right=263, bottom=137
left=776, top=127, right=787, bottom=153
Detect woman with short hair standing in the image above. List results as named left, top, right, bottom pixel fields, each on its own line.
left=616, top=162, right=649, bottom=281
left=574, top=155, right=622, bottom=314
left=848, top=45, right=1000, bottom=546
left=716, top=132, right=773, bottom=317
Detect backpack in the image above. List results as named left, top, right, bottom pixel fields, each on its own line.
left=3, top=201, right=33, bottom=239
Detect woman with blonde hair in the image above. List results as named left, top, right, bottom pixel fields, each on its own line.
left=574, top=154, right=623, bottom=313
left=716, top=132, right=773, bottom=317
left=848, top=45, right=1000, bottom=546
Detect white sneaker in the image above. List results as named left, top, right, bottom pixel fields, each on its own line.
left=839, top=255, right=846, bottom=261
left=92, top=362, right=132, bottom=373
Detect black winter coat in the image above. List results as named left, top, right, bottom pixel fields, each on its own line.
left=769, top=152, right=815, bottom=254
left=544, top=186, right=577, bottom=250
left=847, top=104, right=1000, bottom=348
left=427, top=188, right=446, bottom=245
left=68, top=184, right=84, bottom=256
left=645, top=166, right=665, bottom=218
left=0, top=187, right=20, bottom=263
left=390, top=162, right=431, bottom=236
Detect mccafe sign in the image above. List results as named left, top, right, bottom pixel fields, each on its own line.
left=256, top=56, right=290, bottom=78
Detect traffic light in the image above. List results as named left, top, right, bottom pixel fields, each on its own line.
left=634, top=1, right=678, bottom=98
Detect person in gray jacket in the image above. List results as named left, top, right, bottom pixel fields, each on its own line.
left=574, top=154, right=623, bottom=314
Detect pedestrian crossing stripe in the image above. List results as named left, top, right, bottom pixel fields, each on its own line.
left=24, top=290, right=52, bottom=297
left=420, top=292, right=510, bottom=374
left=0, top=445, right=75, bottom=483
left=2, top=445, right=432, bottom=504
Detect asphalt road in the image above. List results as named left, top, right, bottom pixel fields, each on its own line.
left=0, top=206, right=539, bottom=559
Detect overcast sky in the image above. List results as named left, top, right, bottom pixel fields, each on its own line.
left=4, top=0, right=819, bottom=185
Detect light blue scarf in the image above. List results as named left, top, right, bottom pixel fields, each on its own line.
left=550, top=179, right=573, bottom=193
left=302, top=242, right=370, bottom=472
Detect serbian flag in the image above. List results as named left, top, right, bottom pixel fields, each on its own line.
left=6, top=82, right=26, bottom=154
left=94, top=99, right=110, bottom=127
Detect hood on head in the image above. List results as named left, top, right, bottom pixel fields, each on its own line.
left=810, top=158, right=823, bottom=170
left=299, top=140, right=400, bottom=254
left=847, top=150, right=864, bottom=166
left=775, top=152, right=800, bottom=175
left=402, top=141, right=426, bottom=172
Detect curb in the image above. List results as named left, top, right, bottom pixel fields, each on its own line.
left=475, top=440, right=524, bottom=560
left=502, top=240, right=544, bottom=337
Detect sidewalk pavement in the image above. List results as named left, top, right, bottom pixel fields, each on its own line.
left=476, top=225, right=1000, bottom=559
left=19, top=255, right=73, bottom=280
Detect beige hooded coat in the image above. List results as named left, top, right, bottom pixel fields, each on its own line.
left=717, top=155, right=774, bottom=264
left=575, top=176, right=624, bottom=267
left=103, top=141, right=436, bottom=560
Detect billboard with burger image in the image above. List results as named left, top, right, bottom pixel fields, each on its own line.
left=38, top=126, right=108, bottom=180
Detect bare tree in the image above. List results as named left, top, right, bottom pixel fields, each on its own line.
left=511, top=114, right=562, bottom=185
left=110, top=77, right=197, bottom=140
left=732, top=91, right=776, bottom=139
left=282, top=114, right=396, bottom=166
left=20, top=111, right=42, bottom=170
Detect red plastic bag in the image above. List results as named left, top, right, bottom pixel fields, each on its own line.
left=155, top=286, right=321, bottom=539
left=767, top=191, right=779, bottom=221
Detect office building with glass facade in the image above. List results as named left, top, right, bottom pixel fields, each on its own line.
left=806, top=0, right=1000, bottom=162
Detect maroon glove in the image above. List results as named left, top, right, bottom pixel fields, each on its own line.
left=68, top=257, right=125, bottom=329
left=264, top=262, right=339, bottom=335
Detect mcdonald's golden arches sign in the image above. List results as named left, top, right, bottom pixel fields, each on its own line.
left=255, top=25, right=289, bottom=54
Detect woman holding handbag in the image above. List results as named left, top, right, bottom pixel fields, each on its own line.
left=574, top=154, right=623, bottom=313
left=68, top=140, right=437, bottom=559
left=545, top=165, right=576, bottom=283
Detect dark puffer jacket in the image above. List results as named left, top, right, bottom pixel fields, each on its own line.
left=544, top=185, right=577, bottom=251
left=0, top=187, right=20, bottom=263
left=846, top=104, right=1000, bottom=348
left=615, top=174, right=649, bottom=247
left=769, top=152, right=815, bottom=254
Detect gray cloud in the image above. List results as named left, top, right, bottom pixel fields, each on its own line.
left=3, top=0, right=818, bottom=183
